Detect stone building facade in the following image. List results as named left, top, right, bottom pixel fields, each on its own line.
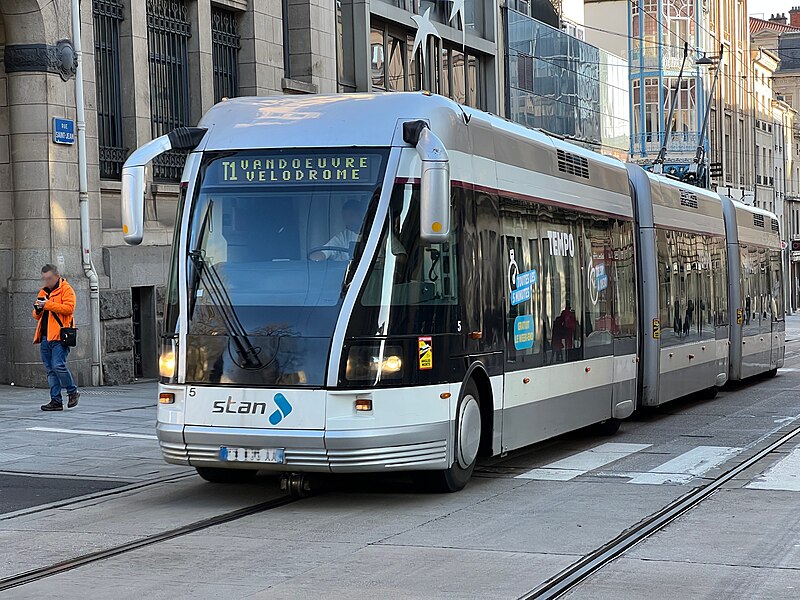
left=0, top=0, right=499, bottom=387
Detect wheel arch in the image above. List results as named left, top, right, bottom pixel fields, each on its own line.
left=462, top=361, right=495, bottom=458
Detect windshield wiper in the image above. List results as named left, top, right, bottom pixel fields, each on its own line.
left=189, top=249, right=264, bottom=370
left=187, top=200, right=262, bottom=370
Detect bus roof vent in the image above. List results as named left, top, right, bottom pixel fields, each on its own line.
left=753, top=213, right=765, bottom=228
left=771, top=218, right=780, bottom=232
left=680, top=190, right=698, bottom=209
left=557, top=149, right=589, bottom=179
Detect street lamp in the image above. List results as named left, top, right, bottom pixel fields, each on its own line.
left=684, top=44, right=724, bottom=188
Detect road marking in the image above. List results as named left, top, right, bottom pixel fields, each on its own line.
left=779, top=367, right=799, bottom=372
left=746, top=446, right=800, bottom=491
left=628, top=446, right=741, bottom=485
left=27, top=427, right=157, bottom=440
left=515, top=442, right=651, bottom=481
left=0, top=453, right=31, bottom=463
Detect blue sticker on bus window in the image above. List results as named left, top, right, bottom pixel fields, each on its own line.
left=516, top=269, right=537, bottom=289
left=511, top=286, right=531, bottom=306
left=595, top=263, right=608, bottom=292
left=514, top=315, right=535, bottom=350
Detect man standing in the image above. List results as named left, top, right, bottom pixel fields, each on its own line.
left=33, top=264, right=80, bottom=411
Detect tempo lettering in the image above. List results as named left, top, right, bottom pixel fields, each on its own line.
left=547, top=231, right=575, bottom=257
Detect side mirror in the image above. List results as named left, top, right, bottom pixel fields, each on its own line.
left=121, top=127, right=207, bottom=245
left=403, top=121, right=451, bottom=243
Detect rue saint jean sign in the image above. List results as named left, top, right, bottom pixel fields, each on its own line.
left=52, top=117, right=75, bottom=145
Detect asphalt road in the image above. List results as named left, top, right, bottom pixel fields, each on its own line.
left=0, top=474, right=123, bottom=515
left=2, top=331, right=800, bottom=598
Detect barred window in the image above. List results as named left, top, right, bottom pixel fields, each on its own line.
left=212, top=7, right=240, bottom=102
left=93, top=0, right=125, bottom=180
left=146, top=0, right=191, bottom=181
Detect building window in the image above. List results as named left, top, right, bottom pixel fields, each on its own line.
left=93, top=0, right=125, bottom=180
left=146, top=0, right=191, bottom=182
left=337, top=0, right=357, bottom=92
left=211, top=7, right=240, bottom=103
left=369, top=18, right=484, bottom=109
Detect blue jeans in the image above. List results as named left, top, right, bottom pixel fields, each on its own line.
left=40, top=340, right=77, bottom=405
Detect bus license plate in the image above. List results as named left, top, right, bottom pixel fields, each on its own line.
left=219, top=447, right=285, bottom=464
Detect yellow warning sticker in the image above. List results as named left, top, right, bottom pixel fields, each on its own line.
left=418, top=336, right=433, bottom=370
left=652, top=318, right=661, bottom=339
left=736, top=308, right=743, bottom=325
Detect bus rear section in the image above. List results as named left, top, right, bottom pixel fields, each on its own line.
left=628, top=165, right=730, bottom=407
left=720, top=197, right=784, bottom=381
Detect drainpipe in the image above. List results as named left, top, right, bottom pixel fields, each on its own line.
left=72, top=0, right=103, bottom=385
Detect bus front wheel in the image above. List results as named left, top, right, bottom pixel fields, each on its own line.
left=195, top=466, right=258, bottom=484
left=425, top=379, right=482, bottom=493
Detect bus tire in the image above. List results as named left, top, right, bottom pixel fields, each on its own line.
left=702, top=385, right=719, bottom=400
left=195, top=467, right=258, bottom=484
left=767, top=368, right=778, bottom=378
left=425, top=379, right=482, bottom=493
left=593, top=418, right=621, bottom=436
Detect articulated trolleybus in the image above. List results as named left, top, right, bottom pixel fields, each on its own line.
left=120, top=93, right=784, bottom=492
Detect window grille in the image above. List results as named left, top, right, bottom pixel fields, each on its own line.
left=147, top=0, right=191, bottom=181
left=93, top=0, right=125, bottom=180
left=212, top=7, right=240, bottom=103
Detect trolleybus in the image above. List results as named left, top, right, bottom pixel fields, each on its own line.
left=120, top=93, right=783, bottom=492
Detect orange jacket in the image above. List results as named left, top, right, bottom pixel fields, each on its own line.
left=33, top=278, right=76, bottom=343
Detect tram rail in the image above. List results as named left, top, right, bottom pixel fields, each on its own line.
left=519, top=417, right=800, bottom=599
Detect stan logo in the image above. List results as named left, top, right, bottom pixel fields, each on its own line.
left=268, top=393, right=292, bottom=426
left=212, top=393, right=292, bottom=426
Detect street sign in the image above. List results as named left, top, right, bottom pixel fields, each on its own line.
left=709, top=162, right=723, bottom=178
left=52, top=117, right=75, bottom=145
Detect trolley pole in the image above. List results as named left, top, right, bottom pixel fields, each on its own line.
left=652, top=42, right=689, bottom=175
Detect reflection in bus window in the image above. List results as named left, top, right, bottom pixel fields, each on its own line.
left=357, top=183, right=459, bottom=336
left=656, top=230, right=722, bottom=347
left=740, top=245, right=774, bottom=335
left=500, top=198, right=635, bottom=366
left=769, top=249, right=784, bottom=322
left=541, top=214, right=583, bottom=364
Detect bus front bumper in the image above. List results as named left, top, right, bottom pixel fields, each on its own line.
left=157, top=421, right=451, bottom=473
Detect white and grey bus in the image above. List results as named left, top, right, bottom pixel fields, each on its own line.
left=120, top=93, right=783, bottom=492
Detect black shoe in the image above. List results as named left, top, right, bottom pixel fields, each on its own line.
left=41, top=400, right=63, bottom=411
left=67, top=391, right=80, bottom=409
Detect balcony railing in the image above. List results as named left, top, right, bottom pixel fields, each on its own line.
left=631, top=130, right=701, bottom=155
left=630, top=45, right=696, bottom=71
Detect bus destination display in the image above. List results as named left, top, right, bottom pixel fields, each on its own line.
left=211, top=153, right=384, bottom=186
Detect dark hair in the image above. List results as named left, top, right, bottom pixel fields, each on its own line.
left=42, top=264, right=59, bottom=276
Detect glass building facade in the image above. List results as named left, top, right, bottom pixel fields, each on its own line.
left=504, top=8, right=630, bottom=157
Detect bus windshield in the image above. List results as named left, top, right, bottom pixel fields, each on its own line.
left=183, top=148, right=389, bottom=386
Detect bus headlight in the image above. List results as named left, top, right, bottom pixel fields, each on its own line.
left=345, top=345, right=404, bottom=382
left=159, top=351, right=176, bottom=378
left=159, top=335, right=178, bottom=383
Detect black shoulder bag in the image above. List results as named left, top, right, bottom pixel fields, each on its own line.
left=52, top=313, right=78, bottom=347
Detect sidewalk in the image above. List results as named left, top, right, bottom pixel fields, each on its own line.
left=0, top=382, right=187, bottom=482
left=786, top=313, right=800, bottom=341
